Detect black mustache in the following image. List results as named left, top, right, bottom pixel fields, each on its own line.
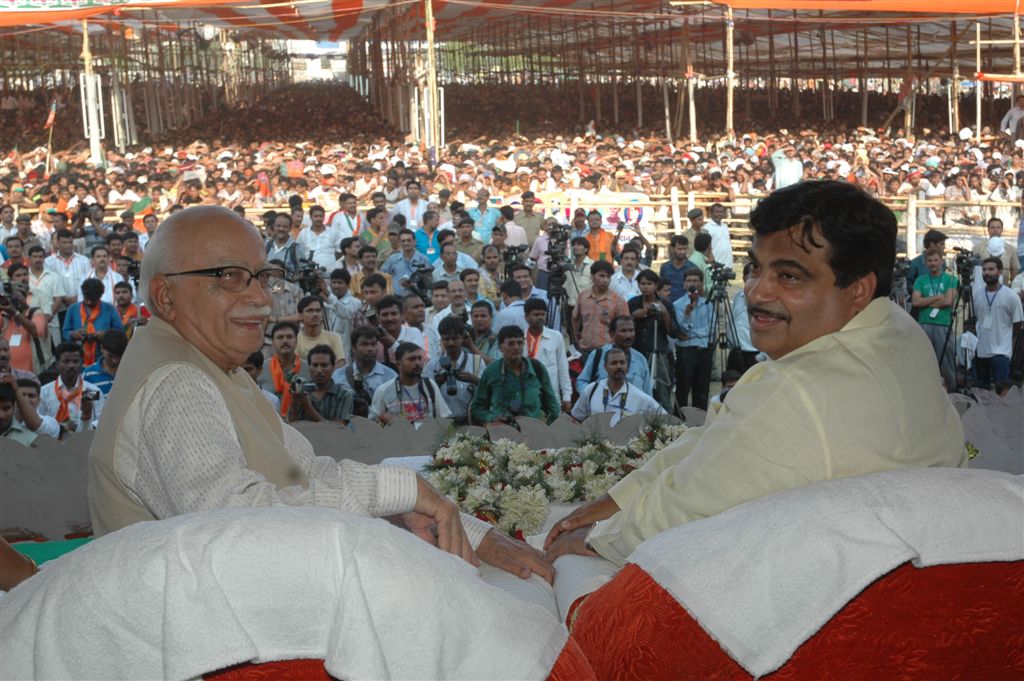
left=748, top=306, right=791, bottom=322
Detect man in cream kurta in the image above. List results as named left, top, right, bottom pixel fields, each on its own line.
left=545, top=181, right=967, bottom=567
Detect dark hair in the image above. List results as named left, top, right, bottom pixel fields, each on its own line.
left=27, top=244, right=45, bottom=257
left=340, top=237, right=357, bottom=252
left=80, top=278, right=105, bottom=299
left=330, top=268, right=352, bottom=284
left=7, top=263, right=27, bottom=279
left=670, top=234, right=690, bottom=249
left=438, top=315, right=467, bottom=337
left=500, top=280, right=523, bottom=298
left=693, top=232, right=713, bottom=254
left=395, top=341, right=422, bottom=360
left=431, top=280, right=450, bottom=292
left=398, top=228, right=415, bottom=239
left=351, top=325, right=379, bottom=346
left=922, top=229, right=947, bottom=248
left=749, top=180, right=896, bottom=298
left=376, top=294, right=402, bottom=314
left=309, top=205, right=325, bottom=216
left=608, top=315, right=633, bottom=334
left=619, top=245, right=641, bottom=260
left=590, top=260, right=614, bottom=276
left=297, top=295, right=323, bottom=313
left=362, top=273, right=387, bottom=291
left=405, top=179, right=421, bottom=190
left=684, top=268, right=703, bottom=282
left=55, top=228, right=74, bottom=241
left=307, top=343, right=336, bottom=366
left=524, top=298, right=547, bottom=315
left=471, top=299, right=493, bottom=316
left=571, top=236, right=590, bottom=249
left=603, top=347, right=627, bottom=364
left=366, top=207, right=384, bottom=222
left=16, top=377, right=41, bottom=392
left=497, top=325, right=525, bottom=343
left=0, top=383, right=14, bottom=404
left=982, top=256, right=1003, bottom=271
left=54, top=341, right=83, bottom=360
left=521, top=190, right=535, bottom=199
left=89, top=244, right=110, bottom=258
left=357, top=245, right=377, bottom=259
left=436, top=228, right=455, bottom=243
left=244, top=351, right=265, bottom=369
left=270, top=320, right=299, bottom=337
left=508, top=263, right=531, bottom=278
left=99, top=329, right=129, bottom=356
left=459, top=268, right=479, bottom=282
left=499, top=205, right=515, bottom=221
left=637, top=269, right=659, bottom=285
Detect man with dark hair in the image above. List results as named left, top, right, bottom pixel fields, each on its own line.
left=628, top=269, right=675, bottom=410
left=324, top=268, right=363, bottom=360
left=327, top=192, right=362, bottom=239
left=547, top=181, right=966, bottom=566
left=260, top=320, right=311, bottom=418
left=425, top=316, right=485, bottom=424
left=39, top=341, right=104, bottom=431
left=911, top=247, right=957, bottom=389
left=689, top=232, right=715, bottom=292
left=44, top=228, right=90, bottom=299
left=297, top=205, right=342, bottom=271
left=469, top=299, right=499, bottom=363
left=659, top=234, right=696, bottom=303
left=570, top=348, right=664, bottom=426
left=573, top=260, right=628, bottom=354
left=84, top=244, right=124, bottom=304
left=84, top=328, right=129, bottom=395
left=351, top=246, right=393, bottom=297
left=471, top=325, right=559, bottom=425
left=523, top=297, right=571, bottom=412
left=395, top=179, right=427, bottom=231
left=673, top=269, right=714, bottom=411
left=494, top=280, right=528, bottom=332
left=334, top=325, right=397, bottom=418
left=577, top=315, right=652, bottom=396
left=240, top=351, right=281, bottom=411
left=288, top=344, right=354, bottom=424
left=514, top=190, right=544, bottom=245
left=369, top=341, right=450, bottom=424
left=63, top=278, right=123, bottom=366
left=971, top=256, right=1024, bottom=389
left=2, top=375, right=59, bottom=444
left=906, top=228, right=947, bottom=292
left=374, top=294, right=405, bottom=364
left=113, top=281, right=150, bottom=336
left=266, top=212, right=307, bottom=276
left=296, top=295, right=345, bottom=367
left=381, top=228, right=431, bottom=297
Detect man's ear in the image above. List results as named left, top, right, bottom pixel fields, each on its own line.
left=849, top=272, right=877, bottom=313
left=148, top=277, right=175, bottom=321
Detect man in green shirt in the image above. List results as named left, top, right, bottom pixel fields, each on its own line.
left=910, top=247, right=957, bottom=390
left=471, top=325, right=559, bottom=425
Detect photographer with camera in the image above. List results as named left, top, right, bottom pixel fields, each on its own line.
left=570, top=348, right=665, bottom=426
left=39, top=341, right=104, bottom=432
left=381, top=229, right=432, bottom=298
left=334, top=326, right=397, bottom=418
left=471, top=325, right=559, bottom=426
left=260, top=321, right=311, bottom=419
left=2, top=265, right=47, bottom=376
left=425, top=316, right=484, bottom=425
left=369, top=341, right=451, bottom=425
left=628, top=270, right=676, bottom=411
left=83, top=245, right=124, bottom=305
left=351, top=246, right=393, bottom=297
left=113, top=281, right=150, bottom=337
left=288, top=345, right=354, bottom=425
left=674, top=269, right=714, bottom=411
left=63, top=278, right=123, bottom=367
left=265, top=212, right=308, bottom=278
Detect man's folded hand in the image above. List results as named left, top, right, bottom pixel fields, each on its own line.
left=477, top=530, right=555, bottom=585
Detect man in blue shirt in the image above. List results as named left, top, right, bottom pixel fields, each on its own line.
left=381, top=228, right=432, bottom=297
left=333, top=325, right=397, bottom=418
left=673, top=269, right=714, bottom=411
left=82, top=329, right=128, bottom=395
left=414, top=210, right=442, bottom=263
left=659, top=234, right=698, bottom=302
left=494, top=280, right=528, bottom=332
left=576, top=316, right=653, bottom=396
left=63, top=278, right=124, bottom=367
left=467, top=189, right=501, bottom=244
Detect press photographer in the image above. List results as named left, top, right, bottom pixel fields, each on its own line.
left=425, top=316, right=485, bottom=425
left=470, top=325, right=559, bottom=426
left=288, top=345, right=354, bottom=424
left=1, top=269, right=47, bottom=375
left=334, top=325, right=396, bottom=418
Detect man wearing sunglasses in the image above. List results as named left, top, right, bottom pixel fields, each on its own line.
left=88, top=206, right=553, bottom=587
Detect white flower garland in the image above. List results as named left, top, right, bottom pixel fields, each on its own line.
left=424, top=418, right=688, bottom=537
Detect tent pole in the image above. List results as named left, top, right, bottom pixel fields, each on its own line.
left=904, top=25, right=913, bottom=135
left=725, top=6, right=734, bottom=136
left=976, top=21, right=982, bottom=138
left=81, top=19, right=103, bottom=166
left=791, top=12, right=800, bottom=118
left=951, top=21, right=960, bottom=131
left=424, top=0, right=440, bottom=154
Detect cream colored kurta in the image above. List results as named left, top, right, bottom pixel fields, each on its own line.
left=588, top=298, right=968, bottom=565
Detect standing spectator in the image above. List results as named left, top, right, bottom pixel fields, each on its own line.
left=570, top=348, right=664, bottom=426
left=369, top=341, right=450, bottom=425
left=628, top=270, right=675, bottom=410
left=1, top=270, right=46, bottom=375
left=584, top=210, right=616, bottom=263
left=296, top=206, right=341, bottom=271
left=477, top=244, right=503, bottom=303
left=659, top=235, right=696, bottom=303
left=573, top=260, right=628, bottom=354
left=38, top=342, right=104, bottom=432
left=576, top=316, right=653, bottom=396
left=381, top=229, right=431, bottom=297
left=999, top=94, right=1024, bottom=140
left=501, top=206, right=528, bottom=248
left=113, top=282, right=150, bottom=337
left=425, top=316, right=485, bottom=424
left=453, top=217, right=484, bottom=264
left=468, top=188, right=501, bottom=244
left=334, top=326, right=397, bottom=418
left=351, top=246, right=393, bottom=297
left=414, top=210, right=443, bottom=263
left=431, top=279, right=472, bottom=331
left=910, top=248, right=957, bottom=389
left=689, top=232, right=715, bottom=292
left=674, top=269, right=714, bottom=411
left=265, top=213, right=307, bottom=277
left=704, top=203, right=734, bottom=271
left=468, top=300, right=500, bottom=363
left=470, top=325, right=559, bottom=425
left=980, top=223, right=1020, bottom=285
left=324, top=269, right=362, bottom=360
left=681, top=209, right=704, bottom=254
left=83, top=329, right=128, bottom=395
left=44, top=229, right=90, bottom=305
left=514, top=191, right=544, bottom=245
left=260, top=321, right=311, bottom=418
left=727, top=262, right=760, bottom=374
left=327, top=193, right=363, bottom=239
left=289, top=345, right=354, bottom=424
left=770, top=143, right=804, bottom=189
left=82, top=245, right=124, bottom=305
left=523, top=298, right=572, bottom=413
left=610, top=246, right=643, bottom=302
left=62, top=279, right=123, bottom=366
left=565, top=236, right=594, bottom=309
left=295, top=295, right=346, bottom=368
left=494, top=280, right=528, bottom=333
left=394, top=180, right=428, bottom=231
left=906, top=229, right=947, bottom=293
left=433, top=242, right=465, bottom=285
left=971, top=258, right=1024, bottom=389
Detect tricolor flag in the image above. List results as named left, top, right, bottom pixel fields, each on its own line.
left=44, top=101, right=56, bottom=129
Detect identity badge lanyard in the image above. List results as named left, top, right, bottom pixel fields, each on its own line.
left=982, top=289, right=998, bottom=330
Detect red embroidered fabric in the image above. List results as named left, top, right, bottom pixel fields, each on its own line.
left=572, top=561, right=1024, bottom=680
left=204, top=638, right=596, bottom=681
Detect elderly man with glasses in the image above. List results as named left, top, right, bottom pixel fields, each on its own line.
left=88, top=206, right=553, bottom=586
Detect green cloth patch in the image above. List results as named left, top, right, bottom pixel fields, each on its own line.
left=12, top=538, right=92, bottom=565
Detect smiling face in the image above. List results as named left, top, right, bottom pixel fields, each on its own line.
left=745, top=227, right=872, bottom=360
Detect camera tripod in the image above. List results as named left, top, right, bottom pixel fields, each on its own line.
left=546, top=260, right=578, bottom=348
left=706, top=277, right=739, bottom=369
left=940, top=268, right=977, bottom=393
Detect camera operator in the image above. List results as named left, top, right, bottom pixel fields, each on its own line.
left=39, top=341, right=104, bottom=432
left=972, top=257, right=1024, bottom=389
left=2, top=266, right=47, bottom=375
left=470, top=325, right=559, bottom=426
left=62, top=278, right=123, bottom=367
left=334, top=326, right=397, bottom=418
left=565, top=236, right=594, bottom=309
left=369, top=341, right=451, bottom=426
left=381, top=228, right=432, bottom=298
left=628, top=270, right=675, bottom=410
left=727, top=262, right=760, bottom=374
left=468, top=300, right=500, bottom=363
left=265, top=259, right=303, bottom=334
left=288, top=345, right=354, bottom=425
left=260, top=321, right=311, bottom=419
left=673, top=269, right=714, bottom=411
left=527, top=218, right=561, bottom=291
left=424, top=316, right=485, bottom=425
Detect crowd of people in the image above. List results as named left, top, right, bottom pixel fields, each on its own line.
left=2, top=82, right=1024, bottom=445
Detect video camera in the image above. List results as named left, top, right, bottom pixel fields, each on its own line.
left=709, top=262, right=736, bottom=283
left=406, top=261, right=434, bottom=304
left=952, top=247, right=981, bottom=284
left=543, top=223, right=573, bottom=298
left=295, top=254, right=327, bottom=295
left=892, top=257, right=911, bottom=279
left=436, top=356, right=460, bottom=396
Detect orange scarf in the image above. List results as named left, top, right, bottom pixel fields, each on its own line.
left=80, top=302, right=101, bottom=365
left=269, top=354, right=301, bottom=418
left=526, top=330, right=542, bottom=358
left=119, top=304, right=139, bottom=327
left=54, top=377, right=82, bottom=423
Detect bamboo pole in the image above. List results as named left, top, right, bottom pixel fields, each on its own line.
left=81, top=19, right=103, bottom=165
left=686, top=20, right=696, bottom=142
left=977, top=21, right=983, bottom=138
left=951, top=21, right=960, bottom=131
left=860, top=29, right=869, bottom=127
left=424, top=0, right=441, bottom=152
left=904, top=25, right=913, bottom=134
left=791, top=12, right=800, bottom=118
left=767, top=9, right=776, bottom=115
left=725, top=6, right=734, bottom=136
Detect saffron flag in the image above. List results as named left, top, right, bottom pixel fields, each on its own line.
left=44, top=101, right=56, bottom=129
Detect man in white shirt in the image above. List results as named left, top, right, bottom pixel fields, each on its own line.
left=399, top=294, right=441, bottom=362
left=494, top=280, right=528, bottom=333
left=430, top=278, right=473, bottom=332
left=327, top=192, right=362, bottom=239
left=44, top=229, right=91, bottom=303
left=82, top=245, right=124, bottom=305
left=500, top=206, right=528, bottom=248
left=369, top=341, right=451, bottom=424
left=523, top=298, right=572, bottom=412
left=971, top=258, right=1024, bottom=389
left=571, top=348, right=664, bottom=425
left=27, top=244, right=71, bottom=343
left=728, top=262, right=759, bottom=372
left=39, top=341, right=105, bottom=432
left=704, top=203, right=734, bottom=271
left=1000, top=94, right=1024, bottom=140
left=296, top=205, right=342, bottom=271
left=393, top=180, right=427, bottom=231
left=610, top=246, right=643, bottom=302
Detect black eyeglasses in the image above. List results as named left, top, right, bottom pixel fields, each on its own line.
left=164, top=265, right=285, bottom=292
